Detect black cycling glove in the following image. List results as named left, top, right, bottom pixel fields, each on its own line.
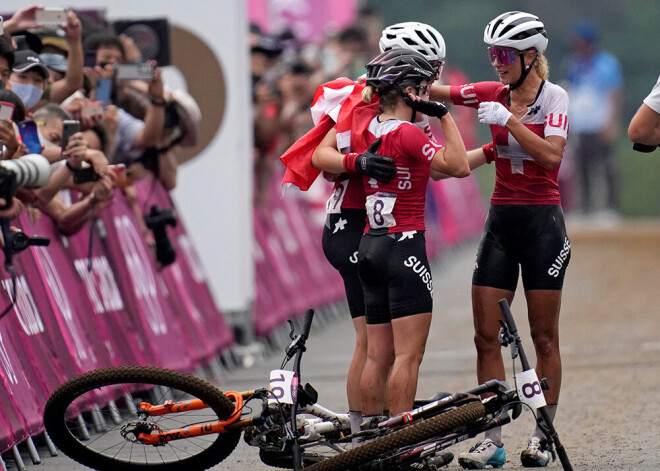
left=404, top=97, right=449, bottom=119
left=355, top=139, right=396, bottom=182
left=344, top=139, right=396, bottom=183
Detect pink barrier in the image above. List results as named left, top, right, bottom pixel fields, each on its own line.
left=0, top=184, right=234, bottom=453
left=99, top=189, right=193, bottom=372
left=133, top=178, right=234, bottom=359
left=62, top=215, right=148, bottom=366
left=0, top=319, right=42, bottom=453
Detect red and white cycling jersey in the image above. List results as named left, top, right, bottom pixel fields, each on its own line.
left=450, top=80, right=569, bottom=205
left=355, top=117, right=443, bottom=233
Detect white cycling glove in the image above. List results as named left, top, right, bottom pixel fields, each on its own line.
left=478, top=101, right=512, bottom=127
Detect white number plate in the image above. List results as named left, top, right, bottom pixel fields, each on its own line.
left=515, top=369, right=547, bottom=409
left=268, top=369, right=298, bottom=404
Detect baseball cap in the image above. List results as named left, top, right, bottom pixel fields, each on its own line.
left=12, top=50, right=50, bottom=78
left=32, top=26, right=69, bottom=53
left=40, top=52, right=68, bottom=73
left=574, top=21, right=599, bottom=42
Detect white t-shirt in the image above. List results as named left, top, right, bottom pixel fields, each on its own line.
left=643, top=73, right=660, bottom=114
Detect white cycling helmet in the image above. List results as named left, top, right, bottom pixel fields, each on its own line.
left=483, top=11, right=548, bottom=53
left=379, top=22, right=446, bottom=63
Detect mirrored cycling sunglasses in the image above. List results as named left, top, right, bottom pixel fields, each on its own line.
left=488, top=47, right=519, bottom=65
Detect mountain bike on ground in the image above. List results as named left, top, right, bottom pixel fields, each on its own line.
left=43, top=300, right=573, bottom=471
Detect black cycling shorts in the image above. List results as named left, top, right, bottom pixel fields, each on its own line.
left=358, top=231, right=433, bottom=325
left=322, top=209, right=367, bottom=318
left=472, top=205, right=571, bottom=291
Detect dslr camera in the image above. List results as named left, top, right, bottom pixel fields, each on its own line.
left=143, top=205, right=177, bottom=267
left=0, top=153, right=52, bottom=210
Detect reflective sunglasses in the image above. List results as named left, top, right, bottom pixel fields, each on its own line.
left=488, top=47, right=520, bottom=65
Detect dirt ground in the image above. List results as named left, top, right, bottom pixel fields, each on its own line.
left=18, top=219, right=660, bottom=470
left=217, top=219, right=660, bottom=471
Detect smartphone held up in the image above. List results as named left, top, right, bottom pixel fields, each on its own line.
left=18, top=120, right=42, bottom=154
left=61, top=120, right=81, bottom=151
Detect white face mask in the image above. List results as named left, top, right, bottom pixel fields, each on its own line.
left=10, top=81, right=43, bottom=109
left=37, top=129, right=57, bottom=148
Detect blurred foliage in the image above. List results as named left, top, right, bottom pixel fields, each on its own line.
left=365, top=0, right=660, bottom=216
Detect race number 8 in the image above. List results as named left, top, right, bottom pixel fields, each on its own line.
left=366, top=192, right=396, bottom=228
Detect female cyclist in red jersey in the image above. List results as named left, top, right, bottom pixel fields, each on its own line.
left=351, top=49, right=469, bottom=420
left=416, top=11, right=570, bottom=468
left=310, top=22, right=449, bottom=441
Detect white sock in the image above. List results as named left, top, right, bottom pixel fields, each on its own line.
left=349, top=410, right=362, bottom=447
left=484, top=427, right=503, bottom=447
left=533, top=404, right=557, bottom=441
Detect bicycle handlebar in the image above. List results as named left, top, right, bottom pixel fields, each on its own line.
left=498, top=299, right=518, bottom=335
left=301, top=308, right=314, bottom=340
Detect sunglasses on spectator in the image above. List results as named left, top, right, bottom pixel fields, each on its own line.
left=487, top=47, right=522, bottom=65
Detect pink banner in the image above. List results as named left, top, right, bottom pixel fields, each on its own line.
left=0, top=315, right=44, bottom=434
left=133, top=177, right=234, bottom=361
left=0, top=261, right=69, bottom=407
left=251, top=171, right=345, bottom=337
left=99, top=189, right=192, bottom=372
left=248, top=0, right=358, bottom=42
left=18, top=214, right=117, bottom=370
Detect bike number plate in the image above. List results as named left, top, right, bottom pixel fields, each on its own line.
left=515, top=369, right=547, bottom=409
left=268, top=369, right=298, bottom=404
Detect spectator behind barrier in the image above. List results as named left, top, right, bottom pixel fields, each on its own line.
left=80, top=34, right=166, bottom=167
left=9, top=49, right=49, bottom=111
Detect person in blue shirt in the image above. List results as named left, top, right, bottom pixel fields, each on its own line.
left=561, top=21, right=623, bottom=220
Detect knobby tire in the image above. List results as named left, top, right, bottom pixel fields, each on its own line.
left=301, top=401, right=486, bottom=471
left=44, top=365, right=241, bottom=471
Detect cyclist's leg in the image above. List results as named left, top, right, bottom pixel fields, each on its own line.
left=524, top=289, right=562, bottom=404
left=472, top=285, right=512, bottom=387
left=322, top=210, right=368, bottom=414
left=358, top=233, right=394, bottom=417
left=461, top=208, right=519, bottom=468
left=389, top=312, right=432, bottom=415
left=386, top=231, right=434, bottom=415
left=471, top=285, right=513, bottom=447
left=360, top=322, right=393, bottom=416
left=520, top=204, right=570, bottom=406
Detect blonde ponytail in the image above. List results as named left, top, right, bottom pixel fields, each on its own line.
left=362, top=85, right=376, bottom=103
left=534, top=53, right=549, bottom=80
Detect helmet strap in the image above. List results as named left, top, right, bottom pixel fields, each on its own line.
left=509, top=52, right=538, bottom=91
left=401, top=87, right=417, bottom=122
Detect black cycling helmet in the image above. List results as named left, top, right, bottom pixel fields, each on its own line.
left=365, top=49, right=435, bottom=90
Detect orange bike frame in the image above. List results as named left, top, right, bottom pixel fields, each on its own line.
left=137, top=390, right=245, bottom=445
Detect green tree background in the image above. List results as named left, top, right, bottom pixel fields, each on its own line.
left=365, top=0, right=660, bottom=216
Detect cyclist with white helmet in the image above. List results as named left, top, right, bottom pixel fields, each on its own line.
left=407, top=11, right=570, bottom=468
left=379, top=21, right=446, bottom=79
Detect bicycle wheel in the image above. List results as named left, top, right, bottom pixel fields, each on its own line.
left=44, top=365, right=241, bottom=471
left=302, top=401, right=486, bottom=471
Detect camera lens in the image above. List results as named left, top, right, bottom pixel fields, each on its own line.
left=0, top=154, right=52, bottom=188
